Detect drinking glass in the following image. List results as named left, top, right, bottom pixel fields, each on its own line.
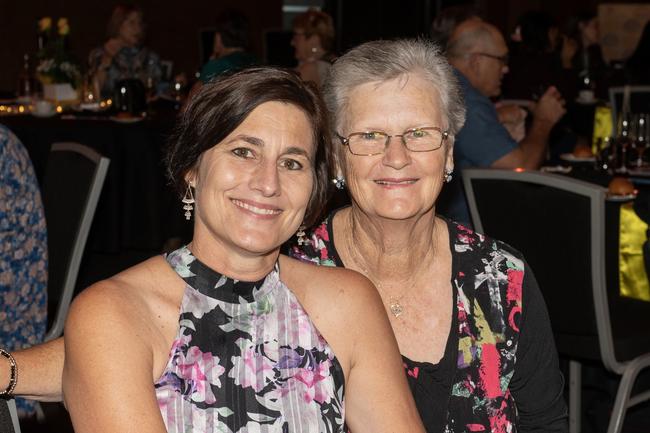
left=81, top=74, right=97, bottom=104
left=632, top=113, right=649, bottom=168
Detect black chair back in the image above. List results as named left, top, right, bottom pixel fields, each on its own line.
left=41, top=142, right=109, bottom=341
left=472, top=180, right=597, bottom=338
left=0, top=398, right=21, bottom=433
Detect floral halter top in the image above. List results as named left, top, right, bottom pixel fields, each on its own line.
left=154, top=246, right=345, bottom=433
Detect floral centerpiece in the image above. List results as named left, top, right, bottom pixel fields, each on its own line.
left=36, top=17, right=81, bottom=101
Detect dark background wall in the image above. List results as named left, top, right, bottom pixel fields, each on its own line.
left=1, top=0, right=647, bottom=94
left=0, top=0, right=283, bottom=93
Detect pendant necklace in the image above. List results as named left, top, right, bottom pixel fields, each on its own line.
left=344, top=214, right=434, bottom=319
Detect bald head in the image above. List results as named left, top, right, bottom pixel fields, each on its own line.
left=447, top=20, right=504, bottom=58
left=446, top=20, right=509, bottom=97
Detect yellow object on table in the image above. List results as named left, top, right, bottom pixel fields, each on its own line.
left=619, top=203, right=650, bottom=301
left=592, top=105, right=613, bottom=154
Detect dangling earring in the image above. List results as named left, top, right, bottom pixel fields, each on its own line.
left=296, top=224, right=310, bottom=246
left=182, top=184, right=195, bottom=220
left=332, top=175, right=346, bottom=190
left=444, top=169, right=453, bottom=183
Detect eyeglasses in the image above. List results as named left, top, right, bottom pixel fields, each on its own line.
left=337, top=127, right=449, bottom=156
left=473, top=52, right=509, bottom=65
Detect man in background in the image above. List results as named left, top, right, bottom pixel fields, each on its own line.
left=438, top=19, right=566, bottom=226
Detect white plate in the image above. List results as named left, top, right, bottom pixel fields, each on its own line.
left=606, top=193, right=636, bottom=201
left=560, top=153, right=596, bottom=163
left=109, top=115, right=145, bottom=124
left=540, top=165, right=572, bottom=174
left=31, top=110, right=57, bottom=118
left=628, top=168, right=650, bottom=177
left=78, top=102, right=102, bottom=111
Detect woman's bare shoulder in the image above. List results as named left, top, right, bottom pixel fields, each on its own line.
left=279, top=254, right=387, bottom=337
left=280, top=254, right=379, bottom=304
left=65, top=255, right=181, bottom=342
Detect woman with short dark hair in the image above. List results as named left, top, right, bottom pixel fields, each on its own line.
left=60, top=67, right=426, bottom=433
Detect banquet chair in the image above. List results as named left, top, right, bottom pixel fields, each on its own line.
left=463, top=168, right=650, bottom=433
left=0, top=398, right=21, bottom=433
left=41, top=142, right=109, bottom=342
left=608, top=85, right=650, bottom=127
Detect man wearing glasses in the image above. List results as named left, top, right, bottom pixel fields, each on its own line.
left=439, top=19, right=566, bottom=226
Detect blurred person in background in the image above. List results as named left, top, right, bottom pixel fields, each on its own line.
left=502, top=11, right=577, bottom=102
left=291, top=9, right=336, bottom=88
left=565, top=11, right=608, bottom=96
left=0, top=124, right=47, bottom=421
left=198, top=9, right=257, bottom=84
left=89, top=3, right=162, bottom=99
left=626, top=20, right=650, bottom=85
left=430, top=4, right=481, bottom=50
left=440, top=19, right=566, bottom=226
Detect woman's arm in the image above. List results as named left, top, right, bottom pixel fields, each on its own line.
left=62, top=283, right=168, bottom=433
left=345, top=279, right=425, bottom=432
left=509, top=263, right=569, bottom=432
left=1, top=338, right=64, bottom=401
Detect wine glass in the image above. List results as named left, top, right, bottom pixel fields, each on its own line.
left=81, top=73, right=98, bottom=105
left=144, top=59, right=158, bottom=100
left=632, top=113, right=649, bottom=168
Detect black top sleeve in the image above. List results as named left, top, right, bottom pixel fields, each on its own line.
left=509, top=261, right=569, bottom=432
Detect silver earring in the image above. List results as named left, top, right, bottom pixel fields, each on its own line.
left=332, top=176, right=346, bottom=190
left=444, top=169, right=453, bottom=183
left=311, top=47, right=318, bottom=53
left=182, top=184, right=195, bottom=220
left=296, top=224, right=310, bottom=246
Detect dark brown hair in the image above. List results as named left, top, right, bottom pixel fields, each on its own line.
left=106, top=3, right=143, bottom=40
left=166, top=67, right=332, bottom=227
left=293, top=9, right=335, bottom=54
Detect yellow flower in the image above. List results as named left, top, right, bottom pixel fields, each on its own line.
left=38, top=17, right=52, bottom=32
left=57, top=17, right=70, bottom=35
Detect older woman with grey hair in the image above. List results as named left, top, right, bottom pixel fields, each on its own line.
left=291, top=38, right=568, bottom=432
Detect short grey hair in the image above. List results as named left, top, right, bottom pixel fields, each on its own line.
left=322, top=38, right=466, bottom=138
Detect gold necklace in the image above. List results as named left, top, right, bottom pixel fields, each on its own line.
left=343, top=213, right=435, bottom=319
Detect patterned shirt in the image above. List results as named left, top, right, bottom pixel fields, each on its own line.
left=89, top=45, right=162, bottom=98
left=155, top=246, right=345, bottom=432
left=0, top=124, right=48, bottom=416
left=290, top=211, right=568, bottom=433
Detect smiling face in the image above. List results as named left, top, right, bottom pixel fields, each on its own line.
left=190, top=101, right=315, bottom=257
left=339, top=73, right=454, bottom=221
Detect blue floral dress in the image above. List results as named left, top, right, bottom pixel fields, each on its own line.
left=0, top=124, right=48, bottom=416
left=154, top=246, right=345, bottom=432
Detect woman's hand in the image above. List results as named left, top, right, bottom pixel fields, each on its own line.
left=100, top=38, right=124, bottom=69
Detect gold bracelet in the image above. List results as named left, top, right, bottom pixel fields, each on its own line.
left=0, top=348, right=17, bottom=396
